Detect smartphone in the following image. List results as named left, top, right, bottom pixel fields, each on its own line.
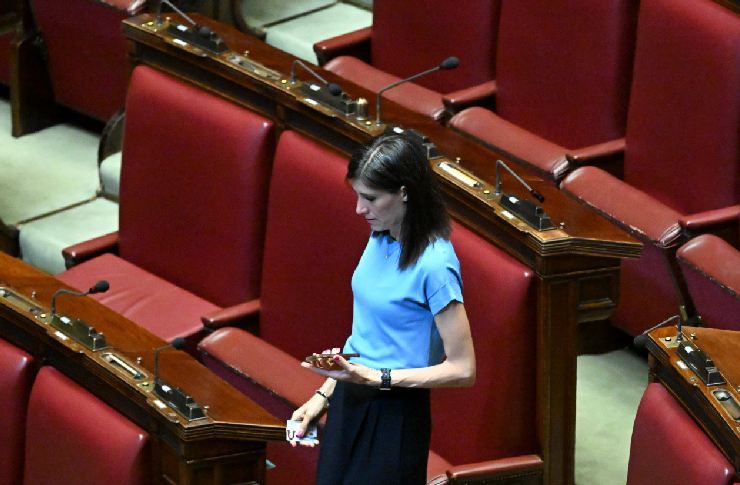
left=304, top=353, right=360, bottom=362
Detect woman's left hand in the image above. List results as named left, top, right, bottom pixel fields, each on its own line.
left=302, top=354, right=380, bottom=386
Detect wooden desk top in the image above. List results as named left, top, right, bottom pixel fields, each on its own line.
left=647, top=325, right=740, bottom=467
left=122, top=13, right=641, bottom=269
left=0, top=251, right=284, bottom=443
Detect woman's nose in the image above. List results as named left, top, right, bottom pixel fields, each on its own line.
left=355, top=198, right=367, bottom=215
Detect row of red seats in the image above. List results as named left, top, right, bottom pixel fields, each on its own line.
left=57, top=64, right=543, bottom=483
left=314, top=0, right=740, bottom=336
left=0, top=337, right=149, bottom=485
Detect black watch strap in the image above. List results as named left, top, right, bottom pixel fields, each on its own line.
left=380, top=368, right=392, bottom=391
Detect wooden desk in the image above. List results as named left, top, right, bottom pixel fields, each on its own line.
left=119, top=14, right=641, bottom=485
left=0, top=252, right=284, bottom=485
left=646, top=325, right=739, bottom=476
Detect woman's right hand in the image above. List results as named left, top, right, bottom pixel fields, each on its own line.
left=290, top=394, right=326, bottom=448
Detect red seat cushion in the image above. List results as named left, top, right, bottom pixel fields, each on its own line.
left=24, top=367, right=149, bottom=485
left=678, top=234, right=740, bottom=331
left=627, top=382, right=735, bottom=485
left=31, top=0, right=132, bottom=121
left=59, top=253, right=218, bottom=340
left=0, top=338, right=34, bottom=485
left=119, top=66, right=274, bottom=309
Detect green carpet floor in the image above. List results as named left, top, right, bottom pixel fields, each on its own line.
left=0, top=94, right=648, bottom=485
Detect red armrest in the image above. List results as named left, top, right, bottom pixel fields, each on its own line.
left=566, top=137, right=626, bottom=178
left=313, top=26, right=372, bottom=66
left=442, top=80, right=497, bottom=114
left=678, top=234, right=740, bottom=295
left=62, top=231, right=119, bottom=268
left=445, top=454, right=543, bottom=484
left=679, top=205, right=740, bottom=243
left=201, top=299, right=261, bottom=331
left=560, top=166, right=683, bottom=246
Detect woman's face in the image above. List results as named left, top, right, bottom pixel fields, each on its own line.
left=351, top=179, right=406, bottom=239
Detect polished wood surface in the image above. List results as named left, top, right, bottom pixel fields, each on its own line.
left=119, top=14, right=642, bottom=485
left=0, top=252, right=284, bottom=484
left=646, top=325, right=740, bottom=475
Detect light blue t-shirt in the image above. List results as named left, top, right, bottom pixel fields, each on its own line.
left=343, top=232, right=463, bottom=370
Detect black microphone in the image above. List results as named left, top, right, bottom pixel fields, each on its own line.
left=375, top=56, right=459, bottom=125
left=289, top=59, right=343, bottom=96
left=152, top=337, right=186, bottom=388
left=50, top=280, right=110, bottom=318
left=494, top=160, right=545, bottom=203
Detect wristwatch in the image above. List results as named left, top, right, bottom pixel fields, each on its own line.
left=380, top=368, right=392, bottom=391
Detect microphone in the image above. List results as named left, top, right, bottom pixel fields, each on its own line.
left=375, top=56, right=459, bottom=125
left=50, top=280, right=110, bottom=318
left=152, top=337, right=186, bottom=387
left=289, top=59, right=342, bottom=96
left=633, top=314, right=680, bottom=349
left=156, top=0, right=227, bottom=53
left=494, top=160, right=554, bottom=231
left=495, top=160, right=545, bottom=203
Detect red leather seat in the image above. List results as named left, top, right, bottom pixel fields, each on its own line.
left=314, top=0, right=500, bottom=120
left=0, top=338, right=34, bottom=485
left=200, top=130, right=541, bottom=483
left=561, top=0, right=740, bottom=336
left=30, top=0, right=144, bottom=121
left=627, top=382, right=735, bottom=485
left=24, top=366, right=149, bottom=485
left=59, top=65, right=275, bottom=341
left=677, top=234, right=740, bottom=331
left=449, top=0, right=638, bottom=180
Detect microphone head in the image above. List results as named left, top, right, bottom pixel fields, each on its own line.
left=170, top=337, right=187, bottom=350
left=89, top=280, right=110, bottom=294
left=633, top=333, right=649, bottom=350
left=327, top=83, right=343, bottom=96
left=440, top=56, right=460, bottom=70
left=531, top=190, right=545, bottom=203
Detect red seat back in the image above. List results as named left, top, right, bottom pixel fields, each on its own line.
left=24, top=366, right=149, bottom=485
left=119, top=65, right=274, bottom=307
left=371, top=0, right=500, bottom=93
left=678, top=234, right=740, bottom=331
left=258, top=131, right=367, bottom=358
left=627, top=382, right=735, bottom=485
left=624, top=0, right=740, bottom=215
left=432, top=222, right=537, bottom=465
left=0, top=338, right=34, bottom=485
left=496, top=0, right=638, bottom=148
left=31, top=0, right=134, bottom=121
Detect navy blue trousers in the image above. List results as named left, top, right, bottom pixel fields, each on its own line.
left=316, top=381, right=431, bottom=485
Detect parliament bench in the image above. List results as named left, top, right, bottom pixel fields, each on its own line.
left=0, top=337, right=150, bottom=485
left=199, top=130, right=543, bottom=484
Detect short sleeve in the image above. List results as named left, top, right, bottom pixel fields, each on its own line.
left=425, top=259, right=464, bottom=316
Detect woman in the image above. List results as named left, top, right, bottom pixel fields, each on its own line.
left=291, top=133, right=476, bottom=484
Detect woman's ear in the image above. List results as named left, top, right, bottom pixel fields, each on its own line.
left=401, top=186, right=408, bottom=202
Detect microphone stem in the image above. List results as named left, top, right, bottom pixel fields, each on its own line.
left=158, top=0, right=197, bottom=27
left=495, top=160, right=536, bottom=197
left=375, top=66, right=441, bottom=125
left=50, top=288, right=87, bottom=317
